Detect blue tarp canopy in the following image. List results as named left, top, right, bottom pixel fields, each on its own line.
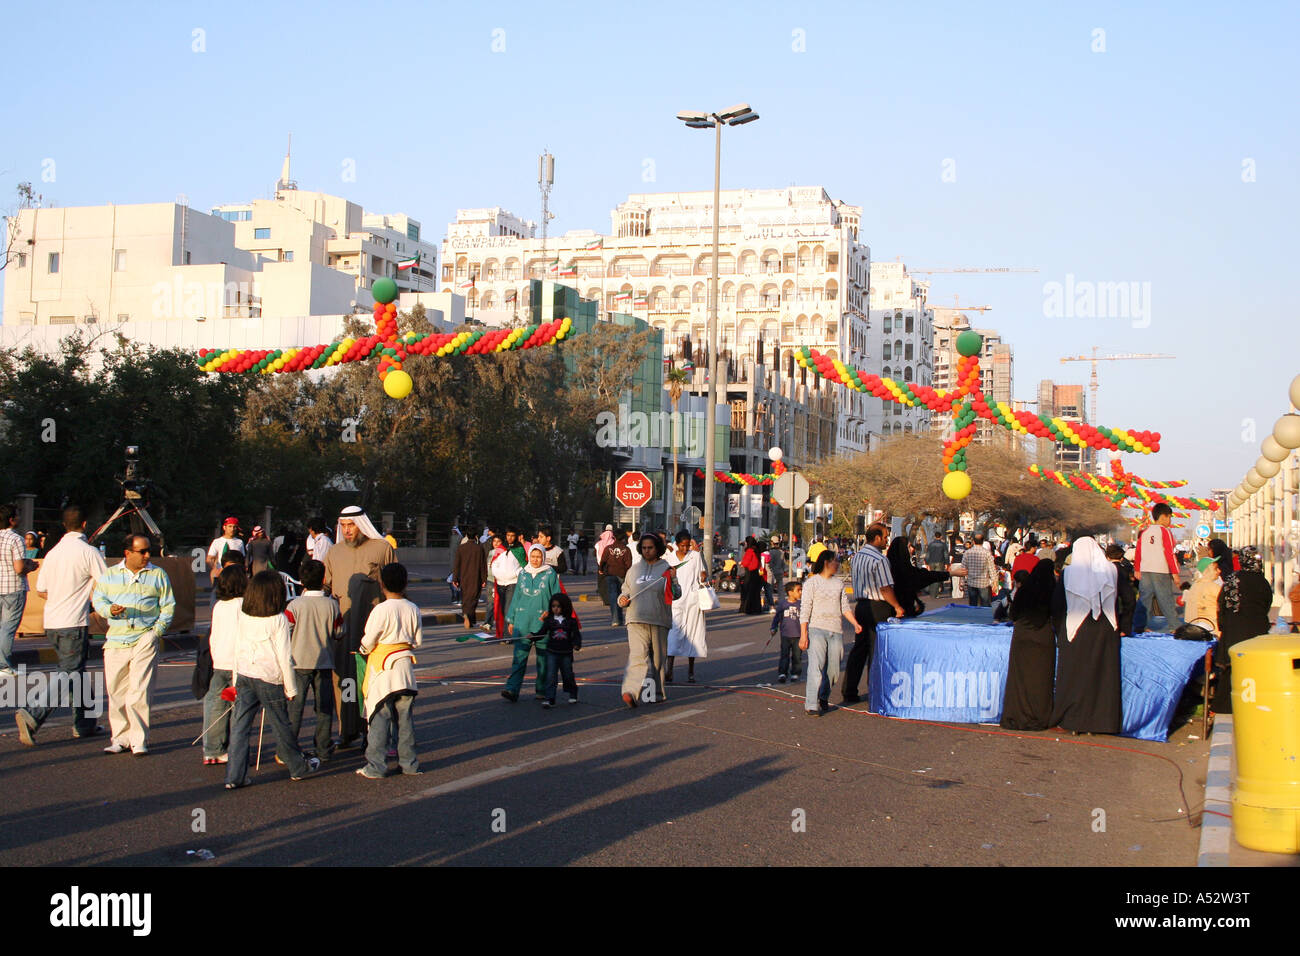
left=867, top=618, right=1212, bottom=742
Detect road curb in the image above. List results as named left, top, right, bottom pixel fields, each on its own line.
left=1197, top=713, right=1233, bottom=867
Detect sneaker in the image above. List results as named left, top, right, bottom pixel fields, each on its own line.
left=355, top=766, right=385, bottom=779
left=14, top=708, right=36, bottom=746
left=132, top=748, right=150, bottom=757
left=291, top=756, right=321, bottom=780
left=777, top=674, right=788, bottom=684
left=103, top=742, right=129, bottom=754
left=501, top=690, right=518, bottom=703
left=216, top=753, right=229, bottom=764
left=806, top=709, right=821, bottom=717
left=568, top=696, right=579, bottom=705
left=541, top=700, right=554, bottom=709
left=72, top=725, right=104, bottom=739
left=621, top=692, right=638, bottom=709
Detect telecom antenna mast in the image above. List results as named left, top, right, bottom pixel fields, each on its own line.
left=538, top=150, right=555, bottom=263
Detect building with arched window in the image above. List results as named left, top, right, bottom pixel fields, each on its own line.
left=440, top=186, right=874, bottom=453
left=867, top=262, right=934, bottom=441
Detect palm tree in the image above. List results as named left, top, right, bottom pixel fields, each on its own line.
left=665, top=367, right=690, bottom=526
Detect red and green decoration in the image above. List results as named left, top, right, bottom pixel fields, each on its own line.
left=694, top=460, right=788, bottom=485
left=794, top=330, right=1164, bottom=500
left=195, top=276, right=573, bottom=399
left=1028, top=459, right=1219, bottom=513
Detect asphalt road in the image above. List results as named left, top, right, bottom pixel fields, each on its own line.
left=0, top=574, right=1209, bottom=866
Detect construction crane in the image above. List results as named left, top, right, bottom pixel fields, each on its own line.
left=892, top=257, right=1040, bottom=275
left=1060, top=348, right=1176, bottom=425
left=940, top=293, right=991, bottom=313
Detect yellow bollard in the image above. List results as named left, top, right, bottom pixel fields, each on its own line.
left=1231, top=634, right=1300, bottom=853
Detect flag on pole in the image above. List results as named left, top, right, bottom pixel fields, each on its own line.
left=505, top=288, right=517, bottom=301
left=396, top=253, right=420, bottom=271
left=547, top=258, right=561, bottom=273
left=557, top=263, right=577, bottom=277
left=584, top=238, right=603, bottom=251
left=634, top=294, right=648, bottom=308
left=614, top=291, right=632, bottom=302
left=459, top=277, right=475, bottom=290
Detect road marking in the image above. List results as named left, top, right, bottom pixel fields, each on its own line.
left=404, top=708, right=706, bottom=799
left=712, top=642, right=754, bottom=654
left=1198, top=713, right=1233, bottom=867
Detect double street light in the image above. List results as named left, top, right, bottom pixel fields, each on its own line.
left=676, top=103, right=759, bottom=572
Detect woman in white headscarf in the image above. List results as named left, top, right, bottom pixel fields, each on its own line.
left=666, top=531, right=708, bottom=683
left=1049, top=537, right=1122, bottom=734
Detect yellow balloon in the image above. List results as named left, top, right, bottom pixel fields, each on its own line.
left=942, top=470, right=972, bottom=500
left=384, top=369, right=413, bottom=399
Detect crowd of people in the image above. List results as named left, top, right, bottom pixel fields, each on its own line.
left=5, top=495, right=1295, bottom=791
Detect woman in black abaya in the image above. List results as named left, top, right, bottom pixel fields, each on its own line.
left=885, top=538, right=955, bottom=616
left=1049, top=537, right=1122, bottom=734
left=1000, top=561, right=1057, bottom=730
left=1213, top=546, right=1273, bottom=713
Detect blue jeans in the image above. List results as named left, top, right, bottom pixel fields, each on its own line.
left=27, top=626, right=97, bottom=733
left=968, top=586, right=991, bottom=607
left=778, top=633, right=802, bottom=677
left=283, top=667, right=334, bottom=758
left=505, top=633, right=549, bottom=696
left=607, top=575, right=625, bottom=625
left=805, top=626, right=843, bottom=711
left=545, top=651, right=577, bottom=702
left=226, top=675, right=309, bottom=784
left=0, top=590, right=26, bottom=669
left=365, top=692, right=418, bottom=775
left=202, top=668, right=233, bottom=758
left=1138, top=572, right=1183, bottom=630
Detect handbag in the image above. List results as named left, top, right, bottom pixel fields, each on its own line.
left=1173, top=622, right=1212, bottom=642
left=698, top=586, right=720, bottom=612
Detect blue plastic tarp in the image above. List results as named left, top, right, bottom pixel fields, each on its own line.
left=867, top=621, right=1212, bottom=741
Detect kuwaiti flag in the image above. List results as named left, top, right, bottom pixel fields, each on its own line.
left=547, top=258, right=562, bottom=273
left=633, top=294, right=648, bottom=307
left=584, top=238, right=603, bottom=251
left=557, top=263, right=577, bottom=277
left=614, top=291, right=633, bottom=301
left=396, top=253, right=420, bottom=271
left=458, top=277, right=475, bottom=289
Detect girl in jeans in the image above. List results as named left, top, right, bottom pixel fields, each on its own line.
left=202, top=565, right=246, bottom=764
left=798, top=550, right=861, bottom=716
left=224, top=571, right=320, bottom=789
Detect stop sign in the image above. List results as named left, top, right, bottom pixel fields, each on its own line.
left=615, top=470, right=654, bottom=508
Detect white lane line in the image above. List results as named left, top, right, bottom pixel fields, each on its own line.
left=712, top=642, right=754, bottom=654
left=404, top=708, right=707, bottom=799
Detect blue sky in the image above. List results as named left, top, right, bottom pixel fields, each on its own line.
left=3, top=0, right=1296, bottom=496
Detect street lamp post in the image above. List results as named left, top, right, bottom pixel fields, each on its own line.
left=676, top=103, right=759, bottom=572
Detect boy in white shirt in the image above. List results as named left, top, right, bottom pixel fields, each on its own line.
left=357, top=563, right=422, bottom=779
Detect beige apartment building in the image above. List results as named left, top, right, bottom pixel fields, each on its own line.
left=440, top=186, right=877, bottom=452
left=867, top=261, right=934, bottom=441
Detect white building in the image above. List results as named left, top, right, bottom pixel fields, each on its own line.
left=867, top=261, right=934, bottom=440
left=440, top=186, right=876, bottom=452
left=1, top=201, right=360, bottom=327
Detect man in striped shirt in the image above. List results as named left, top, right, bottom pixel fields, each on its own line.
left=841, top=523, right=905, bottom=705
left=960, top=533, right=997, bottom=606
left=91, top=534, right=175, bottom=755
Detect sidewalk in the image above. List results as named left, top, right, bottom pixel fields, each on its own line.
left=1197, top=713, right=1300, bottom=867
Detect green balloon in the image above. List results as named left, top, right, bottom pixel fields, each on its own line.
left=372, top=277, right=398, bottom=305
left=956, top=330, right=983, bottom=357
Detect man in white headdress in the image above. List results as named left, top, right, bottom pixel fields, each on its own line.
left=323, top=506, right=396, bottom=748
left=1049, top=537, right=1122, bottom=735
